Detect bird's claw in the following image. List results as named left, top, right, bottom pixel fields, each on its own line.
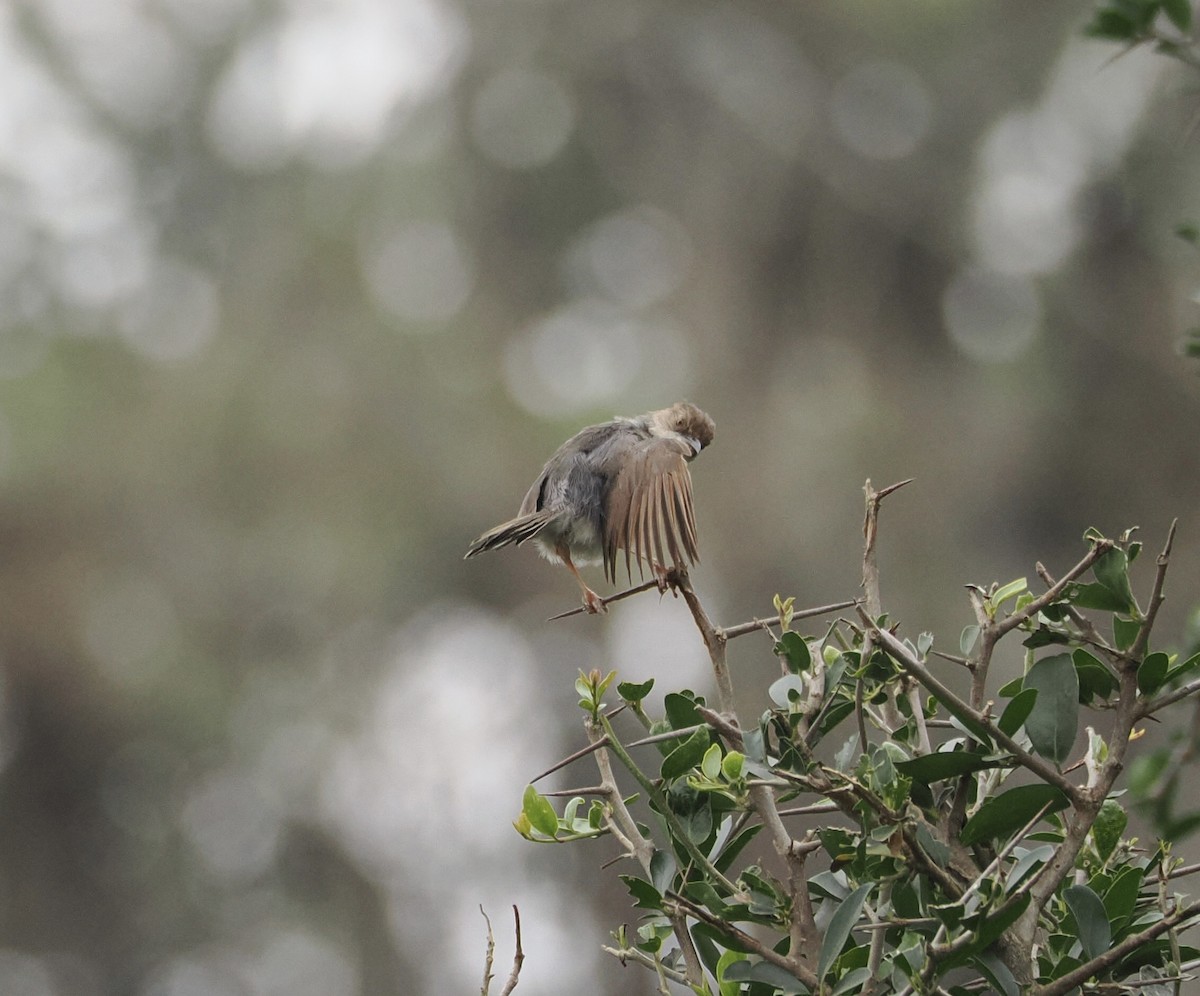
left=583, top=588, right=608, bottom=614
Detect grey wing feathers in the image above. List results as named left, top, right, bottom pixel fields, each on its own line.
left=464, top=509, right=554, bottom=558
left=602, top=440, right=699, bottom=584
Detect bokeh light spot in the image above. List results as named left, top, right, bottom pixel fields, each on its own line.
left=943, top=267, right=1041, bottom=364
left=82, top=574, right=179, bottom=687
left=830, top=60, right=933, bottom=161
left=119, top=258, right=219, bottom=363
left=503, top=300, right=642, bottom=417
left=562, top=204, right=693, bottom=309
left=470, top=68, right=575, bottom=169
left=0, top=950, right=56, bottom=996
left=179, top=768, right=283, bottom=883
left=360, top=220, right=474, bottom=325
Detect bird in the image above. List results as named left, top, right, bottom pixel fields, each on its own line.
left=465, top=402, right=715, bottom=614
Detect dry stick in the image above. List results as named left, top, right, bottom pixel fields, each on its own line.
left=721, top=599, right=860, bottom=641
left=1129, top=518, right=1177, bottom=661
left=862, top=479, right=911, bottom=736
left=673, top=567, right=735, bottom=714
left=547, top=578, right=664, bottom=620
left=499, top=906, right=524, bottom=996
left=480, top=906, right=496, bottom=996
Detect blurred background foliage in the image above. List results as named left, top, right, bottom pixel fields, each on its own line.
left=1, top=0, right=1200, bottom=994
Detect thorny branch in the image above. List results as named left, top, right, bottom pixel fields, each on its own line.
left=528, top=485, right=1200, bottom=994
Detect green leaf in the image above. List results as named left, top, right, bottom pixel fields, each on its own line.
left=1094, top=547, right=1136, bottom=613
left=1165, top=650, right=1200, bottom=685
left=769, top=674, right=807, bottom=708
left=896, top=750, right=1001, bottom=784
left=1164, top=0, right=1192, bottom=31
left=818, top=882, right=872, bottom=980
left=722, top=960, right=808, bottom=991
left=721, top=750, right=745, bottom=780
left=961, top=624, right=980, bottom=655
left=1103, top=864, right=1143, bottom=930
left=522, top=785, right=559, bottom=838
left=701, top=742, right=723, bottom=780
left=1073, top=648, right=1118, bottom=703
left=999, top=688, right=1038, bottom=736
left=715, top=951, right=744, bottom=996
left=661, top=727, right=713, bottom=781
left=1064, top=884, right=1112, bottom=960
left=1138, top=651, right=1170, bottom=696
left=664, top=691, right=703, bottom=729
left=775, top=631, right=811, bottom=673
left=1024, top=653, right=1079, bottom=765
left=650, top=848, right=677, bottom=894
left=831, top=968, right=873, bottom=995
left=618, top=678, right=654, bottom=702
left=1092, top=798, right=1128, bottom=861
left=971, top=951, right=1019, bottom=996
left=1113, top=616, right=1140, bottom=651
left=960, top=784, right=1069, bottom=846
left=620, top=874, right=664, bottom=910
left=1070, top=582, right=1132, bottom=613
left=714, top=822, right=762, bottom=873
left=970, top=893, right=1032, bottom=954
left=992, top=577, right=1028, bottom=608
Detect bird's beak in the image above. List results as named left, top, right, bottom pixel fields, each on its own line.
left=683, top=435, right=702, bottom=456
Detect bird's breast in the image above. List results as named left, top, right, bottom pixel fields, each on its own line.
left=532, top=514, right=604, bottom=566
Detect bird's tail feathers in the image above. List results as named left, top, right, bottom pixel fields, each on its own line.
left=464, top=510, right=555, bottom=558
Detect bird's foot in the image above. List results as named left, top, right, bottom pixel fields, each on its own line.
left=652, top=563, right=681, bottom=597
left=582, top=587, right=608, bottom=614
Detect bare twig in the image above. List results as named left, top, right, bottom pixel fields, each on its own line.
left=548, top=578, right=665, bottom=620
left=721, top=599, right=860, bottom=641
left=672, top=567, right=736, bottom=714
left=1129, top=519, right=1177, bottom=661
left=480, top=906, right=496, bottom=996
left=499, top=906, right=524, bottom=996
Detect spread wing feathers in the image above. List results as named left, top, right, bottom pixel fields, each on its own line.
left=603, top=442, right=699, bottom=584
left=465, top=509, right=556, bottom=558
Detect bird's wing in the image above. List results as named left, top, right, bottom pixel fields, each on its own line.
left=602, top=437, right=699, bottom=584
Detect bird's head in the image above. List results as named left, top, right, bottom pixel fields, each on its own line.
left=648, top=402, right=715, bottom=458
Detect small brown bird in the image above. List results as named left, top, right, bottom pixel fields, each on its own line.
left=465, top=402, right=715, bottom=613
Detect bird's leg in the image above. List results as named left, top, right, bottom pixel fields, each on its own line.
left=557, top=544, right=607, bottom=614
left=650, top=561, right=677, bottom=597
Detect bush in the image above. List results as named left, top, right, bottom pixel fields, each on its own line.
left=514, top=481, right=1200, bottom=995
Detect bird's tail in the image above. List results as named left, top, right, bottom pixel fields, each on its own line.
left=464, top=510, right=555, bottom=558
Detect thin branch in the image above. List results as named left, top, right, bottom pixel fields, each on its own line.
left=992, top=540, right=1113, bottom=639
left=547, top=578, right=664, bottom=620
left=480, top=907, right=496, bottom=996
left=499, top=906, right=524, bottom=996
left=599, top=945, right=689, bottom=986
left=1031, top=901, right=1200, bottom=996
left=1129, top=518, right=1178, bottom=661
left=862, top=612, right=1084, bottom=803
left=1138, top=675, right=1200, bottom=720
left=666, top=892, right=821, bottom=991
left=721, top=599, right=860, bottom=641
left=598, top=713, right=743, bottom=896
left=673, top=567, right=736, bottom=714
